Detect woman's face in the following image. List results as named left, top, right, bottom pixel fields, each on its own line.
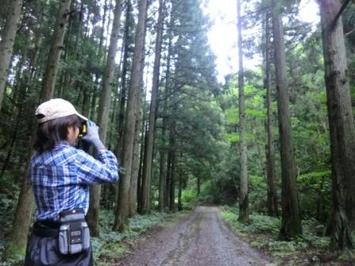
left=67, top=126, right=80, bottom=145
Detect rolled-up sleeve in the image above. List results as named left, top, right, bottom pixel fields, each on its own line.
left=75, top=149, right=119, bottom=184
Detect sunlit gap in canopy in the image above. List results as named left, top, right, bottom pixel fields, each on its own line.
left=203, top=0, right=320, bottom=84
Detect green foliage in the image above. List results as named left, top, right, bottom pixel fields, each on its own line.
left=0, top=174, right=20, bottom=227
left=96, top=243, right=127, bottom=266
left=248, top=214, right=280, bottom=234
left=198, top=180, right=216, bottom=204
left=129, top=213, right=167, bottom=233
left=181, top=187, right=198, bottom=205
left=302, top=219, right=329, bottom=249
left=222, top=207, right=239, bottom=223
left=248, top=175, right=267, bottom=212
left=224, top=132, right=239, bottom=143
left=221, top=206, right=335, bottom=263
left=2, top=242, right=26, bottom=265
left=224, top=107, right=239, bottom=124
left=298, top=170, right=331, bottom=221
left=338, top=250, right=355, bottom=262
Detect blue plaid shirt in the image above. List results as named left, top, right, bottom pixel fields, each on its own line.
left=29, top=141, right=119, bottom=221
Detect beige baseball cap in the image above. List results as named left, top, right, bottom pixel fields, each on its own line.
left=35, top=98, right=88, bottom=124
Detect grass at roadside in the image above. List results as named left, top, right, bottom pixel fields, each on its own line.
left=221, top=206, right=355, bottom=265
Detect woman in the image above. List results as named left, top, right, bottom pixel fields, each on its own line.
left=25, top=98, right=119, bottom=265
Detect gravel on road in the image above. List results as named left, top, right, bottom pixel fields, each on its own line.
left=115, top=206, right=271, bottom=266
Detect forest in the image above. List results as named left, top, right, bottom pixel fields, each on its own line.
left=0, top=0, right=355, bottom=265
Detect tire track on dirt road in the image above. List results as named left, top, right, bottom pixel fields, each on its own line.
left=115, top=206, right=270, bottom=266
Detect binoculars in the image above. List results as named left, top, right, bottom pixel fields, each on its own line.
left=79, top=121, right=88, bottom=138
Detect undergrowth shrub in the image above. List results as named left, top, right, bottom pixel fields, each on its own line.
left=221, top=206, right=333, bottom=262
left=181, top=188, right=197, bottom=207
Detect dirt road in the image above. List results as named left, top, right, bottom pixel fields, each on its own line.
left=116, top=206, right=270, bottom=266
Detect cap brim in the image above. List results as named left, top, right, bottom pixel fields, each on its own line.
left=76, top=112, right=88, bottom=122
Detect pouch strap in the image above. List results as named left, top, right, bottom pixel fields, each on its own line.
left=60, top=208, right=85, bottom=217
left=60, top=208, right=86, bottom=223
left=32, top=221, right=59, bottom=238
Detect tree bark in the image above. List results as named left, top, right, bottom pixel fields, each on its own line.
left=178, top=161, right=183, bottom=211
left=98, top=0, right=123, bottom=138
left=115, top=0, right=133, bottom=158
left=264, top=13, right=278, bottom=217
left=165, top=153, right=172, bottom=208
left=271, top=0, right=302, bottom=239
left=41, top=0, right=72, bottom=100
left=237, top=0, right=249, bottom=223
left=129, top=93, right=143, bottom=216
left=4, top=54, right=33, bottom=259
left=6, top=1, right=72, bottom=258
left=114, top=0, right=148, bottom=231
left=168, top=121, right=176, bottom=212
left=318, top=0, right=355, bottom=249
left=159, top=16, right=173, bottom=212
left=141, top=0, right=165, bottom=213
left=159, top=143, right=168, bottom=211
left=0, top=0, right=22, bottom=110
left=5, top=174, right=33, bottom=258
left=87, top=0, right=123, bottom=237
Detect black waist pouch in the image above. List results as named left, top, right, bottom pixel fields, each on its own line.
left=58, top=209, right=90, bottom=255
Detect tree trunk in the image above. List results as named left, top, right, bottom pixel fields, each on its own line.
left=6, top=1, right=72, bottom=258
left=237, top=0, right=249, bottom=223
left=137, top=123, right=146, bottom=213
left=168, top=121, right=176, bottom=212
left=129, top=94, right=143, bottom=216
left=264, top=13, right=278, bottom=217
left=178, top=163, right=183, bottom=211
left=169, top=153, right=176, bottom=212
left=114, top=0, right=147, bottom=231
left=98, top=0, right=123, bottom=138
left=165, top=146, right=172, bottom=209
left=5, top=173, right=33, bottom=258
left=141, top=0, right=165, bottom=213
left=0, top=50, right=27, bottom=178
left=4, top=56, right=32, bottom=259
left=318, top=0, right=355, bottom=249
left=115, top=0, right=134, bottom=158
left=87, top=0, right=123, bottom=237
left=271, top=0, right=302, bottom=239
left=41, top=0, right=72, bottom=100
left=158, top=112, right=168, bottom=211
left=0, top=0, right=22, bottom=110
left=197, top=176, right=200, bottom=196
left=159, top=19, right=173, bottom=212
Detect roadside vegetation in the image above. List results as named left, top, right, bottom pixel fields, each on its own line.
left=222, top=206, right=355, bottom=265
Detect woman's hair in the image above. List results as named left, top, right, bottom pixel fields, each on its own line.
left=34, top=114, right=82, bottom=153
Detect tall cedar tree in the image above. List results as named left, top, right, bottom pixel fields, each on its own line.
left=41, top=0, right=72, bottom=100
left=263, top=12, right=278, bottom=217
left=141, top=0, right=166, bottom=213
left=6, top=0, right=72, bottom=258
left=237, top=0, right=249, bottom=223
left=114, top=0, right=148, bottom=231
left=318, top=0, right=355, bottom=249
left=0, top=0, right=23, bottom=110
left=271, top=0, right=302, bottom=239
left=87, top=0, right=123, bottom=237
left=159, top=16, right=173, bottom=211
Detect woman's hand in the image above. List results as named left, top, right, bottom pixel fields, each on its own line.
left=82, top=120, right=106, bottom=150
